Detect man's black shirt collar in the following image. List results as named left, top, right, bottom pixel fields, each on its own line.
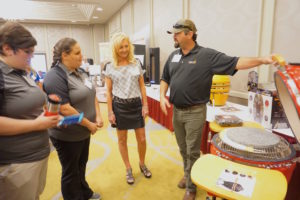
left=179, top=42, right=200, bottom=57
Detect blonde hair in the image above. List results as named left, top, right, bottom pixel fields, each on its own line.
left=110, top=32, right=136, bottom=67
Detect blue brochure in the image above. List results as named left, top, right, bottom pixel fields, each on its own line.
left=58, top=112, right=84, bottom=126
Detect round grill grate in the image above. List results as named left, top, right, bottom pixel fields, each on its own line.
left=213, top=127, right=295, bottom=162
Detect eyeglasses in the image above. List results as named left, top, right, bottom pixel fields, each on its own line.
left=19, top=48, right=34, bottom=55
left=173, top=24, right=192, bottom=31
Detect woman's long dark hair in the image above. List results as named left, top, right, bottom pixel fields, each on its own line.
left=51, top=38, right=77, bottom=68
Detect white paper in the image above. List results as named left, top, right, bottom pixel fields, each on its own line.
left=216, top=169, right=256, bottom=198
left=30, top=53, right=47, bottom=79
left=84, top=78, right=92, bottom=89
left=88, top=65, right=101, bottom=76
left=171, top=54, right=181, bottom=62
left=134, top=55, right=144, bottom=66
left=248, top=92, right=272, bottom=129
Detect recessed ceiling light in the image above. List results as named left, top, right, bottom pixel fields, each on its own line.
left=72, top=4, right=76, bottom=7
left=92, top=16, right=99, bottom=19
left=96, top=7, right=103, bottom=11
left=71, top=20, right=77, bottom=23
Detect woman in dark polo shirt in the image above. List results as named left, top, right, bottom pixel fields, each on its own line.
left=0, top=22, right=60, bottom=200
left=43, top=38, right=103, bottom=200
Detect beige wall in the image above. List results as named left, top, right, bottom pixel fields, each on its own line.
left=92, top=25, right=106, bottom=65
left=121, top=2, right=133, bottom=36
left=271, top=0, right=300, bottom=81
left=104, top=0, right=300, bottom=99
left=133, top=0, right=150, bottom=34
left=190, top=0, right=261, bottom=97
left=1, top=0, right=298, bottom=99
left=153, top=0, right=183, bottom=72
left=0, top=22, right=105, bottom=69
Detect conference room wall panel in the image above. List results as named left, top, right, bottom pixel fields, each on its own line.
left=121, top=2, right=133, bottom=36
left=190, top=0, right=261, bottom=97
left=23, top=24, right=48, bottom=54
left=21, top=23, right=105, bottom=69
left=106, top=0, right=300, bottom=99
left=152, top=0, right=183, bottom=75
left=108, top=12, right=121, bottom=37
left=93, top=24, right=106, bottom=65
left=71, top=25, right=94, bottom=60
left=0, top=0, right=299, bottom=99
left=46, top=24, right=72, bottom=68
left=133, top=0, right=150, bottom=34
left=271, top=0, right=300, bottom=81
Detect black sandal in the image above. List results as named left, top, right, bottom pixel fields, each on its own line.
left=140, top=164, right=152, bottom=178
left=126, top=168, right=135, bottom=184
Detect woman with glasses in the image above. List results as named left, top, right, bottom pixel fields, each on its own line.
left=43, top=37, right=103, bottom=200
left=0, top=22, right=60, bottom=200
left=105, top=32, right=152, bottom=185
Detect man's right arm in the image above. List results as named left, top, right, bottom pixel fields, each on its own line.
left=235, top=56, right=274, bottom=70
left=160, top=80, right=170, bottom=115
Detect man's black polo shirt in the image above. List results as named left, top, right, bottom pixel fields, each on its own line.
left=161, top=44, right=238, bottom=107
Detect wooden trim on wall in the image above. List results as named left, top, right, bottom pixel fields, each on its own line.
left=257, top=0, right=276, bottom=84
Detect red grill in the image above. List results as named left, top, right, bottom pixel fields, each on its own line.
left=274, top=63, right=300, bottom=143
left=210, top=127, right=296, bottom=182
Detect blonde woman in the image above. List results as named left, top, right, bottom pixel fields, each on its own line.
left=105, top=32, right=152, bottom=184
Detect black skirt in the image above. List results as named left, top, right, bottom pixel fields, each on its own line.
left=112, top=96, right=145, bottom=130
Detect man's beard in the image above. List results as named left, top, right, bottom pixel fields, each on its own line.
left=174, top=42, right=179, bottom=48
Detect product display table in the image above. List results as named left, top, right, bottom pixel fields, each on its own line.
left=191, top=154, right=287, bottom=200
left=146, top=84, right=299, bottom=200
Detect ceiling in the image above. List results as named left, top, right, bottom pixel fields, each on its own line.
left=0, top=0, right=128, bottom=24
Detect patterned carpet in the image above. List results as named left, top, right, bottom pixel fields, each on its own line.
left=40, top=103, right=208, bottom=200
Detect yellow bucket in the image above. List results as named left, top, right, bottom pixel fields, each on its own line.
left=210, top=75, right=230, bottom=106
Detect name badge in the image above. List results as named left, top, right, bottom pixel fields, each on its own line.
left=171, top=54, right=182, bottom=62
left=84, top=78, right=93, bottom=89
